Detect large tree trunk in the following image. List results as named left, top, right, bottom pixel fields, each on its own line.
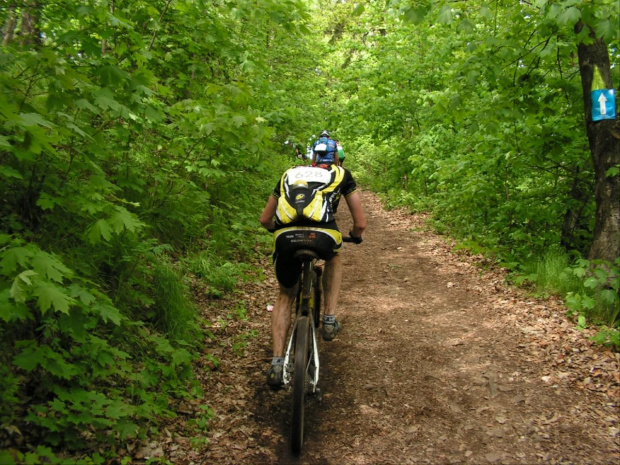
left=575, top=22, right=620, bottom=262
left=18, top=0, right=42, bottom=47
left=2, top=1, right=18, bottom=46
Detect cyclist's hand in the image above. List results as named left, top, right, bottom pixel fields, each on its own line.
left=349, top=231, right=363, bottom=244
left=311, top=162, right=317, bottom=167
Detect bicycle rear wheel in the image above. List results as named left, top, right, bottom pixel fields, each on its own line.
left=291, top=315, right=310, bottom=454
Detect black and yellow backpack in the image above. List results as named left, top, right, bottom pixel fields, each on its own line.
left=275, top=165, right=345, bottom=225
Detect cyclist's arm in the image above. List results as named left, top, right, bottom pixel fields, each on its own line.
left=260, top=195, right=278, bottom=231
left=344, top=191, right=366, bottom=238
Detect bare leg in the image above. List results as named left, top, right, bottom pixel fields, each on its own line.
left=272, top=283, right=297, bottom=357
left=322, top=254, right=343, bottom=316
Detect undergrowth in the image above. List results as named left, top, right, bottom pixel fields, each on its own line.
left=511, top=250, right=619, bottom=349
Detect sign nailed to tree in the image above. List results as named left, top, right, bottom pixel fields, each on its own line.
left=591, top=67, right=616, bottom=122
left=591, top=89, right=615, bottom=121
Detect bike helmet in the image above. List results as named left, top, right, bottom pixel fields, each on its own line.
left=320, top=130, right=330, bottom=137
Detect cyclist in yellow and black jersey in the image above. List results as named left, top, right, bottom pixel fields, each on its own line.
left=260, top=164, right=366, bottom=388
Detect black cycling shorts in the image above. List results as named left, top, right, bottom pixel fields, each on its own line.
left=273, top=226, right=342, bottom=288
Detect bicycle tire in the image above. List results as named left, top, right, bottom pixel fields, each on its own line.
left=291, top=315, right=310, bottom=454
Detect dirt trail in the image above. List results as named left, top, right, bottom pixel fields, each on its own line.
left=170, top=190, right=619, bottom=465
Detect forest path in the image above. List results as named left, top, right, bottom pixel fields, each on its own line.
left=172, top=190, right=618, bottom=465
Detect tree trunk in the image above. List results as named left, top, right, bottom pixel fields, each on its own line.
left=19, top=0, right=42, bottom=47
left=560, top=167, right=592, bottom=255
left=2, top=1, right=17, bottom=46
left=575, top=22, right=620, bottom=262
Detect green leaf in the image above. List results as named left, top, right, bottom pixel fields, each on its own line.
left=75, top=98, right=99, bottom=114
left=0, top=165, right=23, bottom=179
left=0, top=289, right=32, bottom=322
left=68, top=284, right=97, bottom=305
left=352, top=3, right=365, bottom=16
left=594, top=19, right=615, bottom=42
left=1, top=247, right=33, bottom=275
left=97, top=65, right=130, bottom=86
left=457, top=19, right=475, bottom=33
left=94, top=94, right=122, bottom=111
left=106, top=400, right=135, bottom=419
left=231, top=115, right=246, bottom=127
left=171, top=348, right=192, bottom=366
left=572, top=267, right=586, bottom=278
left=0, top=449, right=19, bottom=465
left=478, top=6, right=493, bottom=19
left=577, top=313, right=587, bottom=329
left=557, top=6, right=580, bottom=26
left=404, top=6, right=430, bottom=24
left=93, top=302, right=123, bottom=325
left=18, top=113, right=55, bottom=128
left=87, top=219, right=113, bottom=244
left=33, top=283, right=73, bottom=314
left=116, top=419, right=139, bottom=439
left=0, top=136, right=10, bottom=147
left=32, top=251, right=72, bottom=283
left=58, top=310, right=87, bottom=342
left=437, top=4, right=454, bottom=24
left=17, top=269, right=37, bottom=284
left=600, top=289, right=618, bottom=305
left=66, top=122, right=89, bottom=138
left=13, top=342, right=45, bottom=371
left=36, top=193, right=60, bottom=210
left=605, top=166, right=619, bottom=178
left=108, top=206, right=143, bottom=234
left=584, top=277, right=599, bottom=289
left=581, top=295, right=596, bottom=310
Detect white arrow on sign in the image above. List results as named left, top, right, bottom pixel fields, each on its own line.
left=598, top=93, right=608, bottom=115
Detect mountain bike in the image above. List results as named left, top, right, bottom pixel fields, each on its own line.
left=282, top=236, right=359, bottom=455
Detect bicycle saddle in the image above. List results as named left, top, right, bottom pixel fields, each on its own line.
left=293, top=249, right=319, bottom=260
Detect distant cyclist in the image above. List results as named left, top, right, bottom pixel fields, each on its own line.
left=259, top=164, right=366, bottom=388
left=335, top=139, right=346, bottom=167
left=312, top=130, right=339, bottom=166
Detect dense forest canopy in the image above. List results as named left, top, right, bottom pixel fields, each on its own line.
left=0, top=0, right=618, bottom=462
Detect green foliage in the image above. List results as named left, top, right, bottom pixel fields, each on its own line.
left=0, top=0, right=319, bottom=460
left=515, top=248, right=584, bottom=297
left=151, top=258, right=198, bottom=341
left=565, top=258, right=620, bottom=328
left=314, top=0, right=618, bottom=344
left=185, top=251, right=252, bottom=298
left=516, top=250, right=619, bottom=348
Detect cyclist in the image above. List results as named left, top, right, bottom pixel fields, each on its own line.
left=335, top=139, right=346, bottom=167
left=259, top=164, right=366, bottom=388
left=312, top=130, right=339, bottom=167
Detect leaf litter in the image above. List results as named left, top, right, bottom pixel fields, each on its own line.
left=146, top=190, right=618, bottom=464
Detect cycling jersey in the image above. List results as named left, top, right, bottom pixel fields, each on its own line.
left=271, top=165, right=358, bottom=287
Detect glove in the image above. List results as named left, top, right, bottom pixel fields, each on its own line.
left=349, top=231, right=363, bottom=244
left=311, top=162, right=317, bottom=167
